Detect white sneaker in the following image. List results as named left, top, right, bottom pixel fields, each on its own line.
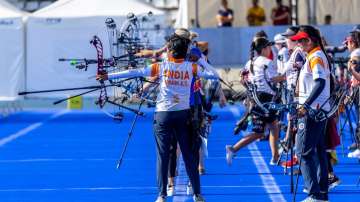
left=167, top=185, right=175, bottom=196
left=348, top=149, right=360, bottom=158
left=186, top=183, right=193, bottom=195
left=155, top=196, right=166, bottom=202
left=301, top=196, right=328, bottom=202
left=225, top=145, right=234, bottom=166
left=269, top=157, right=278, bottom=166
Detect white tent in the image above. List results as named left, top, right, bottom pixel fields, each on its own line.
left=26, top=0, right=167, bottom=97
left=0, top=0, right=25, bottom=101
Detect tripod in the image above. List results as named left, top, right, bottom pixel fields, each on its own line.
left=277, top=107, right=297, bottom=194
left=339, top=88, right=358, bottom=156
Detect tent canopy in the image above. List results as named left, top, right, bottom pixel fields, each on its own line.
left=0, top=0, right=23, bottom=17
left=34, top=0, right=165, bottom=18
left=26, top=0, right=167, bottom=98
left=0, top=0, right=25, bottom=101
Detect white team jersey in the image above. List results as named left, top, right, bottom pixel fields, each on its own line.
left=276, top=47, right=290, bottom=75
left=351, top=48, right=360, bottom=58
left=298, top=47, right=330, bottom=111
left=285, top=47, right=306, bottom=90
left=108, top=57, right=218, bottom=112
left=245, top=56, right=277, bottom=95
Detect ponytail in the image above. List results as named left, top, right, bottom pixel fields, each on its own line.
left=250, top=42, right=256, bottom=74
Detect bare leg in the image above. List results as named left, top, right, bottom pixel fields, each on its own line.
left=231, top=132, right=265, bottom=152
left=268, top=121, right=280, bottom=160
left=198, top=149, right=205, bottom=174
left=168, top=177, right=174, bottom=186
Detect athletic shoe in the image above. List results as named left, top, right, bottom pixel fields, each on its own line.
left=193, top=194, right=206, bottom=202
left=269, top=157, right=279, bottom=166
left=225, top=145, right=234, bottom=166
left=167, top=185, right=175, bottom=196
left=281, top=156, right=298, bottom=168
left=301, top=196, right=328, bottom=202
left=186, top=183, right=193, bottom=195
left=348, top=149, right=360, bottom=158
left=328, top=175, right=341, bottom=191
left=155, top=196, right=166, bottom=202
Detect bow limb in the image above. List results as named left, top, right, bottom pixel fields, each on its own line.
left=91, top=36, right=107, bottom=108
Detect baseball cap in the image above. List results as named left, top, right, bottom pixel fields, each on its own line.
left=290, top=31, right=310, bottom=41
left=174, top=28, right=191, bottom=40
left=254, top=37, right=274, bottom=52
left=281, top=26, right=300, bottom=37
left=274, top=34, right=286, bottom=44
left=350, top=24, right=360, bottom=33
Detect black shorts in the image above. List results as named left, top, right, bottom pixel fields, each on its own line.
left=251, top=92, right=279, bottom=134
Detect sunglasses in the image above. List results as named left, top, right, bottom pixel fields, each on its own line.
left=297, top=38, right=309, bottom=43
left=350, top=60, right=359, bottom=65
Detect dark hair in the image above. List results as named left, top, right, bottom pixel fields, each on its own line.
left=255, top=30, right=268, bottom=39
left=249, top=37, right=271, bottom=74
left=288, top=26, right=300, bottom=34
left=350, top=31, right=360, bottom=48
left=298, top=25, right=336, bottom=92
left=298, top=25, right=332, bottom=68
left=249, top=42, right=256, bottom=74
left=168, top=35, right=190, bottom=59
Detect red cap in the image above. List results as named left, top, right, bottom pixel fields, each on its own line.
left=290, top=31, right=310, bottom=41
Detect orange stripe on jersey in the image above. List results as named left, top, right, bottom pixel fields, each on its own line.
left=309, top=57, right=325, bottom=71
left=307, top=46, right=321, bottom=57
left=168, top=55, right=185, bottom=63
left=150, top=63, right=160, bottom=77
left=192, top=63, right=198, bottom=76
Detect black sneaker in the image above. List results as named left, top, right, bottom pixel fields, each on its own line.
left=328, top=175, right=341, bottom=191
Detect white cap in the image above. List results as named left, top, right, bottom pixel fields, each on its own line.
left=274, top=34, right=286, bottom=44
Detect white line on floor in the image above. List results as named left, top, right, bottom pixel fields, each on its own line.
left=173, top=155, right=190, bottom=202
left=0, top=110, right=69, bottom=147
left=0, top=156, right=270, bottom=163
left=0, top=184, right=357, bottom=192
left=229, top=108, right=286, bottom=202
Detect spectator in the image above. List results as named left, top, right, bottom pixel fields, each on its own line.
left=216, top=0, right=234, bottom=27
left=271, top=0, right=290, bottom=25
left=324, top=14, right=332, bottom=25
left=247, top=0, right=266, bottom=26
